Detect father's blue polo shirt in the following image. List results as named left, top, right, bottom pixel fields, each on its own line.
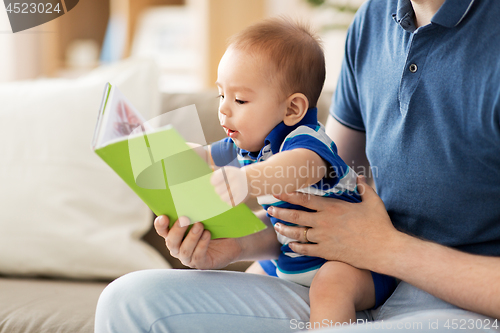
left=331, top=0, right=500, bottom=256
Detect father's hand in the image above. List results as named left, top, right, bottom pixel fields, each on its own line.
left=270, top=176, right=404, bottom=271
left=154, top=215, right=241, bottom=270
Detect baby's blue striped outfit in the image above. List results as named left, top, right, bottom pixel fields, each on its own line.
left=211, top=108, right=395, bottom=306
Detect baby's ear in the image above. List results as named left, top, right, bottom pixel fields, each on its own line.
left=283, top=93, right=309, bottom=126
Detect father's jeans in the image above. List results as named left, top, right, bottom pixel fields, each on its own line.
left=94, top=269, right=498, bottom=333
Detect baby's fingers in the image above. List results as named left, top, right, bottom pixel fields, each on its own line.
left=221, top=192, right=233, bottom=206
left=210, top=169, right=225, bottom=186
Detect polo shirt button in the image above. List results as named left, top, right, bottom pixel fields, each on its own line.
left=409, top=63, right=418, bottom=73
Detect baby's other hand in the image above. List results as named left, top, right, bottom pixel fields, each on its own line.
left=210, top=166, right=249, bottom=206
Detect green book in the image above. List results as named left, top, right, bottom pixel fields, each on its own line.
left=92, top=83, right=266, bottom=239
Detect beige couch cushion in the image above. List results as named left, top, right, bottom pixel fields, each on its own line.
left=0, top=277, right=107, bottom=333
left=0, top=59, right=170, bottom=280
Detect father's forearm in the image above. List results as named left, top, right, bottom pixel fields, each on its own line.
left=235, top=209, right=281, bottom=262
left=380, top=233, right=500, bottom=319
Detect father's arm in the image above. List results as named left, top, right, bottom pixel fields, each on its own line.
left=154, top=209, right=280, bottom=270
left=386, top=227, right=500, bottom=319
left=272, top=115, right=500, bottom=319
left=325, top=115, right=373, bottom=186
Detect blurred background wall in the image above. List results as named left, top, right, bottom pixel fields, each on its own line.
left=0, top=0, right=364, bottom=92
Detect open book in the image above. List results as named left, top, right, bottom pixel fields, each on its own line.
left=92, top=83, right=266, bottom=239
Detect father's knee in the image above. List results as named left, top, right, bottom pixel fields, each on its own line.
left=98, top=270, right=150, bottom=305
left=95, top=270, right=162, bottom=332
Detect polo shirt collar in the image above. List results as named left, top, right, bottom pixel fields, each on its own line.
left=432, top=0, right=475, bottom=28
left=393, top=0, right=475, bottom=32
left=394, top=0, right=416, bottom=32
left=263, top=107, right=318, bottom=155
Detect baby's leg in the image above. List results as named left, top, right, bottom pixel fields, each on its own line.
left=309, top=261, right=375, bottom=328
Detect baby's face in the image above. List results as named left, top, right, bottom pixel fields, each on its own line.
left=216, top=47, right=287, bottom=152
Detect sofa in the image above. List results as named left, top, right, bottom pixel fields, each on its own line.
left=0, top=59, right=332, bottom=333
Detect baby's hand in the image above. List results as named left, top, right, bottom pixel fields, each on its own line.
left=210, top=166, right=249, bottom=207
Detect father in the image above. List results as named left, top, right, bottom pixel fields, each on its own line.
left=95, top=0, right=500, bottom=331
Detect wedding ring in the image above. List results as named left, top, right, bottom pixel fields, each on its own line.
left=303, top=227, right=310, bottom=243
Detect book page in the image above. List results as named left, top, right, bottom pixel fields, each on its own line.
left=99, top=87, right=148, bottom=148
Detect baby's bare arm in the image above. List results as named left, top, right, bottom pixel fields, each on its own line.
left=211, top=148, right=327, bottom=206
left=244, top=149, right=327, bottom=197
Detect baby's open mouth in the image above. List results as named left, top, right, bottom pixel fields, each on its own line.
left=222, top=126, right=238, bottom=137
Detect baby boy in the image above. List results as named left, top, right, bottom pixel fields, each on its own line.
left=207, top=17, right=395, bottom=326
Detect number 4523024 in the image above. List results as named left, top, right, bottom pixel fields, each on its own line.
left=444, top=319, right=498, bottom=330
left=6, top=3, right=62, bottom=14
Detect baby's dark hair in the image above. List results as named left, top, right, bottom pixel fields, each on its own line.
left=227, top=17, right=325, bottom=108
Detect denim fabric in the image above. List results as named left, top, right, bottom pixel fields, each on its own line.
left=317, top=281, right=499, bottom=332
left=94, top=270, right=496, bottom=333
left=95, top=270, right=315, bottom=333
